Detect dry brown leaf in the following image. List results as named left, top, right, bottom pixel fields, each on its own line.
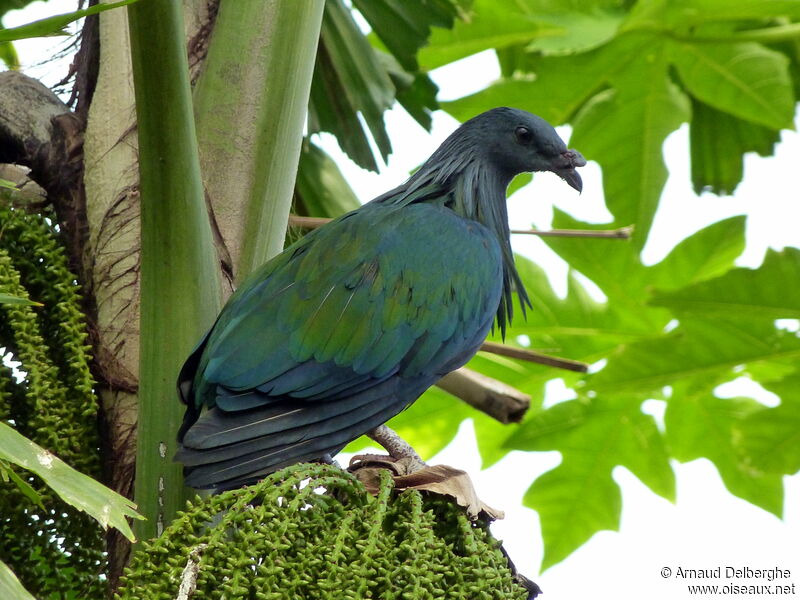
left=347, top=454, right=504, bottom=520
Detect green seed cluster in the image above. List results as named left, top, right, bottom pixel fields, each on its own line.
left=0, top=198, right=106, bottom=599
left=118, top=463, right=528, bottom=600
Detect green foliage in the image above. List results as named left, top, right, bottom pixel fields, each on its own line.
left=0, top=292, right=38, bottom=305
left=0, top=203, right=107, bottom=598
left=439, top=0, right=798, bottom=245
left=0, top=0, right=138, bottom=42
left=294, top=140, right=362, bottom=219
left=118, top=463, right=528, bottom=600
left=5, top=0, right=799, bottom=585
left=0, top=0, right=51, bottom=66
left=337, top=0, right=800, bottom=572
left=0, top=422, right=141, bottom=537
left=307, top=0, right=467, bottom=172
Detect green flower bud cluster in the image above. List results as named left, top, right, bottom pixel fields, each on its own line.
left=0, top=199, right=105, bottom=599
left=118, top=463, right=528, bottom=600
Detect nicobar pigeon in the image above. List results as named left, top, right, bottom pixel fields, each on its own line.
left=176, top=107, right=585, bottom=489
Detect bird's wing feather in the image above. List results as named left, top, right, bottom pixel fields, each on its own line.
left=193, top=201, right=503, bottom=405
left=178, top=200, right=503, bottom=487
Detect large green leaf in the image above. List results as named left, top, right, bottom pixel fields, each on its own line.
left=651, top=247, right=800, bottom=319
left=739, top=373, right=800, bottom=475
left=647, top=216, right=747, bottom=289
left=570, top=39, right=691, bottom=247
left=510, top=395, right=674, bottom=570
left=544, top=211, right=745, bottom=303
left=525, top=4, right=626, bottom=56
left=309, top=0, right=396, bottom=172
left=0, top=422, right=142, bottom=540
left=542, top=211, right=649, bottom=304
left=354, top=0, right=469, bottom=71
left=688, top=98, right=780, bottom=195
left=469, top=251, right=661, bottom=468
left=624, top=0, right=800, bottom=31
left=419, top=0, right=552, bottom=69
left=492, top=255, right=659, bottom=360
left=671, top=41, right=795, bottom=130
left=542, top=209, right=735, bottom=317
left=444, top=33, right=646, bottom=126
left=665, top=384, right=783, bottom=516
left=0, top=561, right=35, bottom=600
left=588, top=317, right=800, bottom=393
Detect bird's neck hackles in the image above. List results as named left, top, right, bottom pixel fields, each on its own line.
left=386, top=150, right=532, bottom=337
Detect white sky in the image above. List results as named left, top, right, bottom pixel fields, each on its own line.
left=6, top=4, right=800, bottom=599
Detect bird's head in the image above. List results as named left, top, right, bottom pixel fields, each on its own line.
left=461, top=107, right=587, bottom=192
left=393, top=108, right=586, bottom=334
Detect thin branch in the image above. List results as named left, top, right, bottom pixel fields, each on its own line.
left=480, top=341, right=588, bottom=373
left=288, top=215, right=632, bottom=239
left=510, top=226, right=632, bottom=239
left=287, top=215, right=330, bottom=229
left=436, top=367, right=530, bottom=424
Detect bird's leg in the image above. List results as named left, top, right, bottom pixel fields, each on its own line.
left=367, top=424, right=427, bottom=472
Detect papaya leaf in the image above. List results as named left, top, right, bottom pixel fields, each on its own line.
left=625, top=0, right=800, bottom=31
left=443, top=34, right=646, bottom=127
left=588, top=317, right=800, bottom=394
left=510, top=395, right=674, bottom=570
left=526, top=6, right=626, bottom=56
left=648, top=216, right=747, bottom=289
left=419, top=0, right=562, bottom=69
left=739, top=373, right=800, bottom=475
left=571, top=40, right=691, bottom=247
left=671, top=41, right=794, bottom=130
left=651, top=247, right=800, bottom=319
left=665, top=383, right=784, bottom=516
left=545, top=211, right=746, bottom=306
left=688, top=98, right=780, bottom=195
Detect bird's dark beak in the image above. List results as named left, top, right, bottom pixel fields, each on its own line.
left=551, top=149, right=586, bottom=193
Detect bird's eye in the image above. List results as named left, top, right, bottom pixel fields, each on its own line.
left=515, top=126, right=533, bottom=145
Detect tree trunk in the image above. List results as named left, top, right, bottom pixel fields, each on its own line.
left=76, top=0, right=322, bottom=584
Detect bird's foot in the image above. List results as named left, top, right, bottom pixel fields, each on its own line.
left=366, top=424, right=427, bottom=472
left=347, top=458, right=504, bottom=521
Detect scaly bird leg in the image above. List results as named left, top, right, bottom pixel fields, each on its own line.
left=367, top=424, right=427, bottom=472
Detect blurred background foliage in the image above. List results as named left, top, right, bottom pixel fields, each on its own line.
left=0, top=0, right=798, bottom=596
